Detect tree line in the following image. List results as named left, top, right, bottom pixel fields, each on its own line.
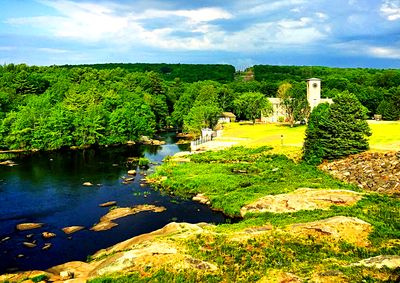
left=253, top=65, right=400, bottom=120
left=0, top=64, right=272, bottom=150
left=0, top=63, right=398, bottom=151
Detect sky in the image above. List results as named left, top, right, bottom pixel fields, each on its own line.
left=0, top=0, right=400, bottom=69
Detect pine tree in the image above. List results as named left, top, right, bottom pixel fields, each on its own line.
left=303, top=91, right=371, bottom=164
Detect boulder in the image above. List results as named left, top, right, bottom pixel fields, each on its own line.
left=127, top=170, right=136, bottom=175
left=241, top=188, right=362, bottom=216
left=99, top=201, right=117, bottom=207
left=16, top=223, right=44, bottom=231
left=192, top=193, right=211, bottom=205
left=42, top=243, right=52, bottom=250
left=60, top=270, right=74, bottom=280
left=62, top=226, right=85, bottom=234
left=42, top=232, right=56, bottom=239
left=0, top=160, right=18, bottom=166
left=82, top=182, right=93, bottom=186
left=290, top=216, right=372, bottom=247
left=91, top=205, right=166, bottom=232
left=23, top=242, right=37, bottom=248
left=353, top=255, right=400, bottom=269
left=1, top=236, right=10, bottom=242
left=91, top=221, right=118, bottom=232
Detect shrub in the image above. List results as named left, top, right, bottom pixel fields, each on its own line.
left=138, top=157, right=150, bottom=168
left=303, top=91, right=371, bottom=164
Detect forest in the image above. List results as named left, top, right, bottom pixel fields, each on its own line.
left=0, top=63, right=399, bottom=151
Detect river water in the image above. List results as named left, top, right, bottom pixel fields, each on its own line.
left=0, top=133, right=229, bottom=273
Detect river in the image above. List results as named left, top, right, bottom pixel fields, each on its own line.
left=0, top=133, right=230, bottom=273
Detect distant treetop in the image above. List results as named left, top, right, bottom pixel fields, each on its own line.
left=60, top=63, right=235, bottom=83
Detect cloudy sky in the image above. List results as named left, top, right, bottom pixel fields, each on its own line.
left=1, top=0, right=400, bottom=69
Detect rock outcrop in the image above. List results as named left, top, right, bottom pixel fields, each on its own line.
left=320, top=151, right=400, bottom=194
left=354, top=255, right=400, bottom=269
left=289, top=216, right=372, bottom=247
left=91, top=205, right=166, bottom=231
left=240, top=188, right=362, bottom=216
left=16, top=223, right=44, bottom=231
left=62, top=226, right=85, bottom=234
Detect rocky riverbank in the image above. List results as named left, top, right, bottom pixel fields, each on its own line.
left=320, top=151, right=400, bottom=195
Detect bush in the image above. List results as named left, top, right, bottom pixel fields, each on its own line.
left=138, top=157, right=150, bottom=168
left=303, top=91, right=371, bottom=164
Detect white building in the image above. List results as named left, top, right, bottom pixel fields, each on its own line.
left=262, top=78, right=333, bottom=123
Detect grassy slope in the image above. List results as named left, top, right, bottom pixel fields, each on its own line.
left=91, top=122, right=400, bottom=282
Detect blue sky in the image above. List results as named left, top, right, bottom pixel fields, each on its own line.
left=1, top=0, right=400, bottom=69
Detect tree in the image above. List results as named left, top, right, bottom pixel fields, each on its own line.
left=183, top=82, right=222, bottom=135
left=303, top=91, right=371, bottom=164
left=233, top=92, right=273, bottom=124
left=277, top=82, right=310, bottom=127
left=376, top=87, right=400, bottom=120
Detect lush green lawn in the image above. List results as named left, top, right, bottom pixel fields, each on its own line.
left=218, top=121, right=400, bottom=158
left=368, top=121, right=400, bottom=151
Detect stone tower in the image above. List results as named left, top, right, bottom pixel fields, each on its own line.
left=306, top=78, right=321, bottom=110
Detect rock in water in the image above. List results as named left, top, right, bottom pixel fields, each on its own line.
left=62, top=226, right=85, bottom=234
left=23, top=242, right=37, bottom=248
left=82, top=182, right=93, bottom=186
left=16, top=223, right=44, bottom=231
left=127, top=170, right=137, bottom=175
left=99, top=201, right=117, bottom=207
left=42, top=243, right=52, bottom=250
left=42, top=232, right=56, bottom=239
left=1, top=236, right=11, bottom=242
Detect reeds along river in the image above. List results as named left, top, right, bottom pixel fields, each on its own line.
left=0, top=132, right=230, bottom=274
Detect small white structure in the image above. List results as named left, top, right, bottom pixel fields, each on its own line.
left=262, top=78, right=333, bottom=123
left=201, top=128, right=213, bottom=138
left=218, top=112, right=236, bottom=124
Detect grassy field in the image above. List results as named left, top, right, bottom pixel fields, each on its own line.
left=218, top=121, right=400, bottom=158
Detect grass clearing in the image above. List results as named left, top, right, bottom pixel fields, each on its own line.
left=217, top=121, right=400, bottom=159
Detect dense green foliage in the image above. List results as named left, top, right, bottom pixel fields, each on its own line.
left=233, top=92, right=273, bottom=124
left=0, top=65, right=247, bottom=149
left=303, top=92, right=372, bottom=164
left=63, top=63, right=235, bottom=83
left=277, top=82, right=310, bottom=126
left=253, top=65, right=400, bottom=119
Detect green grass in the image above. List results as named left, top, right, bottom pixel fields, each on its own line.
left=218, top=121, right=400, bottom=159
left=368, top=121, right=400, bottom=151
left=153, top=146, right=356, bottom=216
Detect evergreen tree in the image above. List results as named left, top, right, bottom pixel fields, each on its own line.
left=303, top=91, right=371, bottom=164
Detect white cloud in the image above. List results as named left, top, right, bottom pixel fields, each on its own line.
left=238, top=0, right=306, bottom=15
left=315, top=12, right=328, bottom=20
left=5, top=0, right=329, bottom=53
left=368, top=46, right=400, bottom=58
left=380, top=0, right=400, bottom=20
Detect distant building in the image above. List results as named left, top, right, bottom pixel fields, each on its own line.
left=262, top=78, right=333, bottom=123
left=218, top=112, right=236, bottom=123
